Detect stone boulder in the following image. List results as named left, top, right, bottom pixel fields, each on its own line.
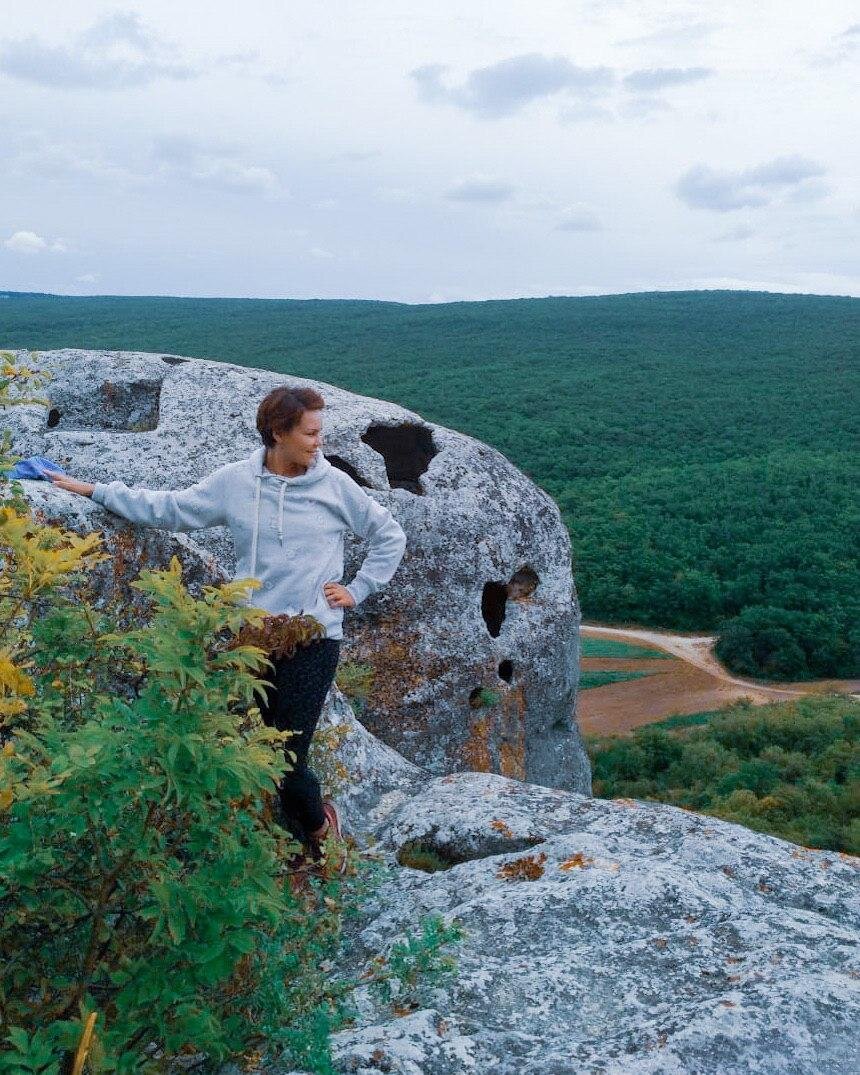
left=3, top=348, right=589, bottom=793
left=331, top=771, right=860, bottom=1075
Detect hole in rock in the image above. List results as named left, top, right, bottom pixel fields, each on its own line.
left=508, top=566, right=540, bottom=600
left=45, top=380, right=162, bottom=433
left=481, top=566, right=541, bottom=637
left=397, top=840, right=455, bottom=873
left=325, top=454, right=370, bottom=487
left=360, top=422, right=436, bottom=494
left=498, top=660, right=514, bottom=682
left=396, top=832, right=545, bottom=873
left=481, top=581, right=508, bottom=638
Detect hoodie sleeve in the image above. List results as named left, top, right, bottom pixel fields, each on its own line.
left=90, top=466, right=230, bottom=532
left=340, top=478, right=407, bottom=606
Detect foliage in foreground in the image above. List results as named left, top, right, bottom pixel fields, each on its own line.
left=0, top=358, right=462, bottom=1074
left=586, top=694, right=859, bottom=853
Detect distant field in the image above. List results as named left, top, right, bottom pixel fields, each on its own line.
left=580, top=638, right=670, bottom=659
left=2, top=289, right=857, bottom=678
left=579, top=670, right=655, bottom=690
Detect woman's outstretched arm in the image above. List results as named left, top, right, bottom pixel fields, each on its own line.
left=49, top=467, right=230, bottom=533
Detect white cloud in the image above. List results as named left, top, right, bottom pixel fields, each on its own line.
left=3, top=229, right=69, bottom=254
left=75, top=273, right=99, bottom=283
left=309, top=246, right=335, bottom=259
left=0, top=12, right=196, bottom=90
left=412, top=53, right=614, bottom=119
left=4, top=230, right=47, bottom=253
left=676, top=156, right=827, bottom=212
left=417, top=56, right=715, bottom=126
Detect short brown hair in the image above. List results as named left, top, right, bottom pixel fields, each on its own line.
left=256, top=385, right=325, bottom=448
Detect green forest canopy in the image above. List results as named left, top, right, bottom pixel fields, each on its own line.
left=586, top=693, right=859, bottom=855
left=2, top=289, right=857, bottom=679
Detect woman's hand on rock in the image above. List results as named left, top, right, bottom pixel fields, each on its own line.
left=48, top=473, right=96, bottom=497
left=323, top=581, right=356, bottom=608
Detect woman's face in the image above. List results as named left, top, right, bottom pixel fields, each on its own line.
left=274, top=408, right=323, bottom=465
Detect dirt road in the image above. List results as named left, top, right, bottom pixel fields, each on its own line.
left=576, top=622, right=859, bottom=736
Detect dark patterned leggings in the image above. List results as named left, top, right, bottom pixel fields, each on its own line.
left=257, top=637, right=341, bottom=846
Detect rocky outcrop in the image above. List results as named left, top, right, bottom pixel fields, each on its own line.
left=4, top=348, right=588, bottom=793
left=223, top=702, right=860, bottom=1074
left=330, top=769, right=860, bottom=1075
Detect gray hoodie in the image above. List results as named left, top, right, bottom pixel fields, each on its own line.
left=91, top=446, right=407, bottom=640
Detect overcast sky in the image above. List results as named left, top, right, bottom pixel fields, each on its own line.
left=1, top=1, right=857, bottom=302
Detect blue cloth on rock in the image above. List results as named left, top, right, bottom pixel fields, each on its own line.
left=7, top=456, right=67, bottom=480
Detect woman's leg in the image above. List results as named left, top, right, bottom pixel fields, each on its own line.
left=257, top=637, right=341, bottom=846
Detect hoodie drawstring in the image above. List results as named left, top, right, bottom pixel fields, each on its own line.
left=250, top=474, right=262, bottom=580
left=277, top=482, right=286, bottom=546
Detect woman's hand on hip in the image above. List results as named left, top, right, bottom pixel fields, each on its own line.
left=48, top=473, right=96, bottom=497
left=323, top=581, right=355, bottom=608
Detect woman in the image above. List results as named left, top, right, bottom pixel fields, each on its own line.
left=50, top=384, right=407, bottom=870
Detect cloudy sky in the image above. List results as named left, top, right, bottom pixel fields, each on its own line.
left=1, top=1, right=857, bottom=301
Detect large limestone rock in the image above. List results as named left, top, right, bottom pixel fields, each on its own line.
left=3, top=348, right=589, bottom=793
left=331, top=771, right=860, bottom=1075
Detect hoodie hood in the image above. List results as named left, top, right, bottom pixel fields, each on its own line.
left=248, top=446, right=332, bottom=485
left=247, top=447, right=333, bottom=581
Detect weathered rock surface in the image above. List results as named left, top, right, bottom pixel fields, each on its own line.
left=330, top=772, right=860, bottom=1075
left=317, top=685, right=426, bottom=836
left=4, top=348, right=588, bottom=793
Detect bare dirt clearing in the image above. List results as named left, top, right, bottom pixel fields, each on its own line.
left=577, top=623, right=860, bottom=736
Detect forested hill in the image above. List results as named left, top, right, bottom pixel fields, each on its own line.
left=2, top=289, right=857, bottom=680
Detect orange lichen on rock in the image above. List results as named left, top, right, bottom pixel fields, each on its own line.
left=463, top=714, right=494, bottom=772
left=496, top=688, right=524, bottom=782
left=347, top=616, right=449, bottom=735
left=559, top=852, right=595, bottom=871
left=497, top=852, right=547, bottom=882
left=499, top=739, right=525, bottom=780
left=490, top=818, right=515, bottom=838
left=498, top=685, right=526, bottom=780
left=111, top=528, right=138, bottom=584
